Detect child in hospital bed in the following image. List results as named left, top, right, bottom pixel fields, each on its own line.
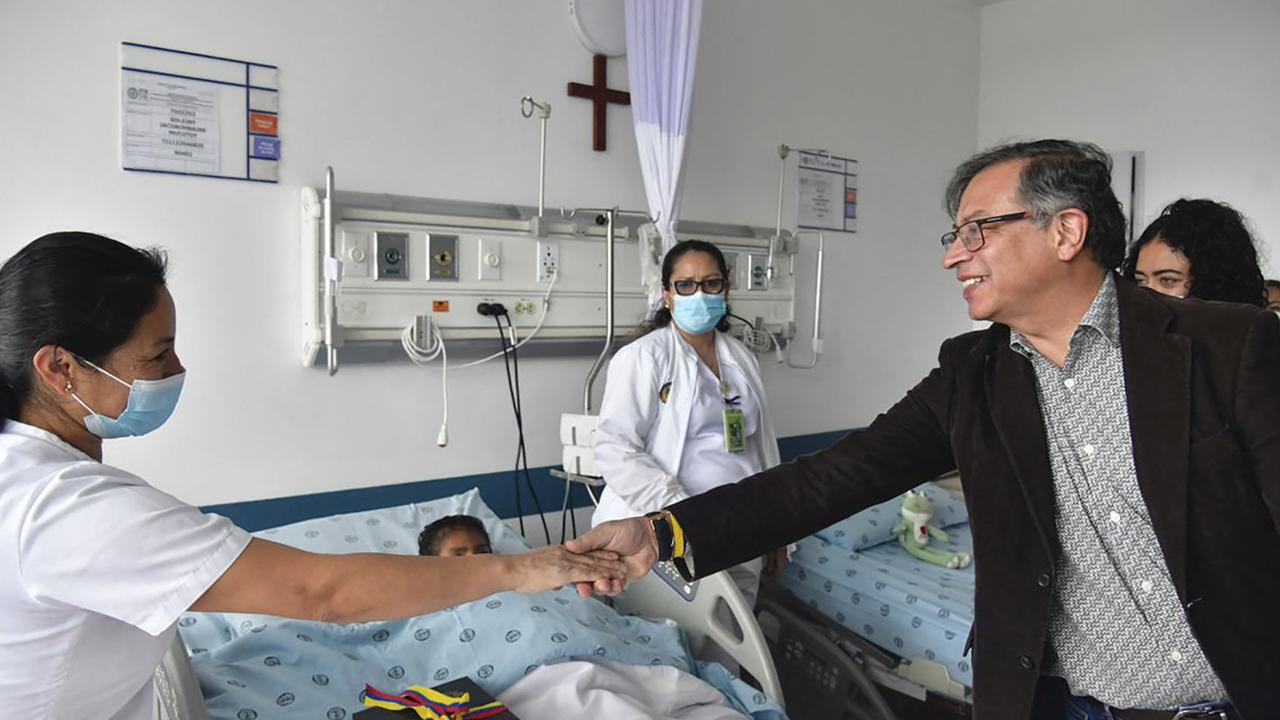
left=418, top=515, right=493, bottom=557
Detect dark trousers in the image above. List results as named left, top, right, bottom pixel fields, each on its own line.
left=1030, top=676, right=1237, bottom=720
left=1032, top=675, right=1097, bottom=720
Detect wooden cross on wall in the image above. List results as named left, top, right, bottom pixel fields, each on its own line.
left=567, top=54, right=631, bottom=152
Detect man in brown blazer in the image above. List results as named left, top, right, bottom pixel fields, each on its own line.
left=571, top=140, right=1279, bottom=719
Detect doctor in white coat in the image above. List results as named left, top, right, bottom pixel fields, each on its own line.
left=592, top=240, right=786, bottom=606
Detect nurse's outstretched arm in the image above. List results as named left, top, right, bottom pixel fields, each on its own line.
left=190, top=539, right=625, bottom=623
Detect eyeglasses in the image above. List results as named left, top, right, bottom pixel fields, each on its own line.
left=669, top=278, right=726, bottom=296
left=940, top=211, right=1033, bottom=252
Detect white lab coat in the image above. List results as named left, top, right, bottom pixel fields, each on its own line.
left=592, top=323, right=781, bottom=526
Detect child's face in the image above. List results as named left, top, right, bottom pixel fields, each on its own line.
left=436, top=529, right=492, bottom=557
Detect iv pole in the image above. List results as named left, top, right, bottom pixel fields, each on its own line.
left=520, top=96, right=551, bottom=220
left=772, top=144, right=827, bottom=369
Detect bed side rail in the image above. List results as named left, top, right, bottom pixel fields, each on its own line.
left=615, top=569, right=785, bottom=707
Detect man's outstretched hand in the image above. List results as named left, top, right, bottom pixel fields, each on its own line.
left=565, top=518, right=659, bottom=598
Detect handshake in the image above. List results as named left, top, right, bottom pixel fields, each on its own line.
left=508, top=517, right=660, bottom=598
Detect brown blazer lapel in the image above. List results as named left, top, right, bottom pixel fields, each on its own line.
left=984, top=332, right=1058, bottom=559
left=1117, top=279, right=1191, bottom=598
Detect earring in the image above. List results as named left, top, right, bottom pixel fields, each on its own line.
left=64, top=380, right=72, bottom=393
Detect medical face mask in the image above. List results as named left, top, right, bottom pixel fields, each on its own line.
left=69, top=359, right=185, bottom=439
left=672, top=292, right=726, bottom=335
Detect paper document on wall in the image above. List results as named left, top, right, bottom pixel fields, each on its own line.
left=797, top=151, right=858, bottom=233
left=122, top=72, right=221, bottom=175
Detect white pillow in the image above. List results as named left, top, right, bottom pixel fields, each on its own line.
left=254, top=487, right=530, bottom=555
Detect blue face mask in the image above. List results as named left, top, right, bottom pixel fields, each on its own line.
left=69, top=359, right=185, bottom=439
left=672, top=292, right=726, bottom=335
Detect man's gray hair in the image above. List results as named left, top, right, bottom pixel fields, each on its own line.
left=944, top=139, right=1126, bottom=270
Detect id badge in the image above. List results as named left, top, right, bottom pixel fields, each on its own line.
left=723, top=407, right=746, bottom=454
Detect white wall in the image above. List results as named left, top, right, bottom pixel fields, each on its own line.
left=0, top=0, right=979, bottom=506
left=978, top=0, right=1280, bottom=276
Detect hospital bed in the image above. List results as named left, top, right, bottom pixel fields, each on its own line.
left=154, top=489, right=785, bottom=720
left=763, top=480, right=974, bottom=718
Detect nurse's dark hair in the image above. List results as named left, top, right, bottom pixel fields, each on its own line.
left=0, top=232, right=168, bottom=425
left=639, top=239, right=732, bottom=336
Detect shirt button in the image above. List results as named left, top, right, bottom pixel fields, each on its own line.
left=1170, top=650, right=1183, bottom=662
left=1109, top=511, right=1121, bottom=525
left=1141, top=580, right=1153, bottom=592
left=1036, top=573, right=1051, bottom=588
left=1063, top=378, right=1076, bottom=389
left=1019, top=655, right=1035, bottom=671
left=1082, top=444, right=1096, bottom=456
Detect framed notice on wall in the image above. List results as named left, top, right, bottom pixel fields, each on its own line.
left=120, top=42, right=279, bottom=183
left=797, top=150, right=857, bottom=233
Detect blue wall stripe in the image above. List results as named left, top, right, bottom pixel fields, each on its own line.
left=202, top=429, right=856, bottom=532
left=777, top=429, right=851, bottom=458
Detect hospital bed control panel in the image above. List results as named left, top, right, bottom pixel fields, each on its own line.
left=653, top=561, right=698, bottom=602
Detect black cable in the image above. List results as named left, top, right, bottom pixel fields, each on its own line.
left=494, top=314, right=550, bottom=546
left=569, top=483, right=578, bottom=537
left=493, top=314, right=525, bottom=538
left=728, top=312, right=756, bottom=329
left=504, top=313, right=551, bottom=546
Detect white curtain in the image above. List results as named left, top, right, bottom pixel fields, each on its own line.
left=625, top=0, right=703, bottom=304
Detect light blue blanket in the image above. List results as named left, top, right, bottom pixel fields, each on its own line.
left=181, top=491, right=785, bottom=719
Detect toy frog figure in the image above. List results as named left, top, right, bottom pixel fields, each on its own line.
left=892, top=489, right=972, bottom=569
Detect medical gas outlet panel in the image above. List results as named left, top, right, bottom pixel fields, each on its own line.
left=300, top=187, right=799, bottom=368
left=332, top=222, right=654, bottom=339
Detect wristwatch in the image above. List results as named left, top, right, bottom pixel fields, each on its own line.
left=646, top=511, right=677, bottom=562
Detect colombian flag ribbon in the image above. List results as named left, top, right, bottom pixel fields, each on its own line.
left=361, top=683, right=508, bottom=720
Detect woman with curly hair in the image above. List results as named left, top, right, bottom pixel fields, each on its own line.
left=1122, top=198, right=1265, bottom=306
left=1266, top=279, right=1280, bottom=312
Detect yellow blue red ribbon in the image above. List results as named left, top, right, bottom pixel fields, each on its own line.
left=361, top=683, right=508, bottom=719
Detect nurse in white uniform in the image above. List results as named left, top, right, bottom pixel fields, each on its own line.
left=592, top=239, right=786, bottom=607
left=0, top=233, right=625, bottom=720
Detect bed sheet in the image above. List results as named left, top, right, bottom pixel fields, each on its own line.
left=775, top=523, right=976, bottom=687
left=503, top=658, right=785, bottom=720
left=253, top=487, right=531, bottom=555
left=183, top=586, right=696, bottom=719
left=180, top=491, right=785, bottom=719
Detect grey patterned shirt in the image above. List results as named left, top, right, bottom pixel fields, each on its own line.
left=1009, top=275, right=1227, bottom=708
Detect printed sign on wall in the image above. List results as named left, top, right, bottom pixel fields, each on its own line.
left=121, top=42, right=279, bottom=183
left=797, top=151, right=857, bottom=233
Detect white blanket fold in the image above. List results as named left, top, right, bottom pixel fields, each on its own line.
left=500, top=659, right=748, bottom=720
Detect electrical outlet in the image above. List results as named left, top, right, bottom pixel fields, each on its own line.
left=537, top=241, right=559, bottom=283
left=477, top=237, right=502, bottom=280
